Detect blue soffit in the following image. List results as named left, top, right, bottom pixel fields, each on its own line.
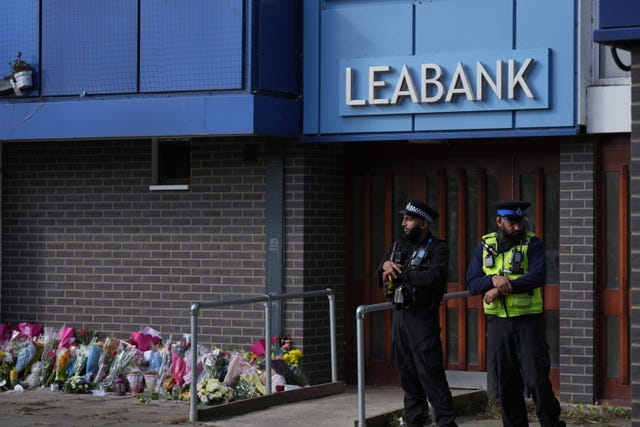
left=0, top=93, right=300, bottom=141
left=301, top=126, right=582, bottom=143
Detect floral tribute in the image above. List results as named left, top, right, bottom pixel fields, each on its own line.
left=0, top=322, right=309, bottom=406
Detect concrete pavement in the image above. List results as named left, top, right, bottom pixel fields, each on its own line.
left=0, top=383, right=632, bottom=427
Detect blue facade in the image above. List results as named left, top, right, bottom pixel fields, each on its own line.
left=303, top=0, right=578, bottom=141
left=594, top=0, right=640, bottom=45
left=0, top=0, right=301, bottom=140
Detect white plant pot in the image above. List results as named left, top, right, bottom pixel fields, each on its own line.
left=12, top=70, right=33, bottom=90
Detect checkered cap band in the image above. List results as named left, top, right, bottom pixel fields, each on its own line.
left=405, top=202, right=434, bottom=223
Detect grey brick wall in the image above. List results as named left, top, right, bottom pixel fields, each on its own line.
left=558, top=138, right=596, bottom=403
left=1, top=138, right=269, bottom=347
left=0, top=138, right=346, bottom=384
left=283, top=142, right=345, bottom=383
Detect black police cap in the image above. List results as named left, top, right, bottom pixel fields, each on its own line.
left=494, top=200, right=531, bottom=221
left=399, top=199, right=439, bottom=223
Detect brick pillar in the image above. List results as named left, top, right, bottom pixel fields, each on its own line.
left=630, top=46, right=640, bottom=426
left=558, top=139, right=596, bottom=403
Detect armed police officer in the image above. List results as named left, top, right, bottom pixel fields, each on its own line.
left=378, top=199, right=457, bottom=427
left=466, top=201, right=565, bottom=427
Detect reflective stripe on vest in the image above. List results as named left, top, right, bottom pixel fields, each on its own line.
left=481, top=231, right=543, bottom=318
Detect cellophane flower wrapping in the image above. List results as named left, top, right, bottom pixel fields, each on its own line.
left=196, top=378, right=233, bottom=405
left=154, top=336, right=173, bottom=394
left=103, top=341, right=143, bottom=388
left=72, top=336, right=97, bottom=378
left=55, top=347, right=71, bottom=382
left=234, top=368, right=266, bottom=398
left=182, top=343, right=208, bottom=386
left=94, top=337, right=119, bottom=384
left=223, top=352, right=250, bottom=387
left=85, top=343, right=103, bottom=379
left=57, top=326, right=76, bottom=351
left=41, top=349, right=57, bottom=387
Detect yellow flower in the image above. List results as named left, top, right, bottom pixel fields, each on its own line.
left=283, top=349, right=302, bottom=366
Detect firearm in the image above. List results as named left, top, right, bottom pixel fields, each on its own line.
left=385, top=241, right=403, bottom=299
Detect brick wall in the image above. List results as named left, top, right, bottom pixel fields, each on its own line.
left=1, top=138, right=269, bottom=347
left=283, top=142, right=345, bottom=383
left=558, top=138, right=596, bottom=403
left=0, top=138, right=346, bottom=384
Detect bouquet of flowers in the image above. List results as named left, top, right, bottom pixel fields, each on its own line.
left=0, top=350, right=13, bottom=385
left=234, top=367, right=266, bottom=398
left=94, top=337, right=119, bottom=383
left=62, top=374, right=94, bottom=394
left=41, top=349, right=57, bottom=387
left=55, top=347, right=71, bottom=383
left=103, top=341, right=143, bottom=388
left=196, top=378, right=233, bottom=405
left=74, top=327, right=98, bottom=346
left=72, top=336, right=97, bottom=377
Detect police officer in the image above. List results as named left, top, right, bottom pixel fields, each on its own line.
left=466, top=201, right=565, bottom=427
left=378, top=199, right=458, bottom=427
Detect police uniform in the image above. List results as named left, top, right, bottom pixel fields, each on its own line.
left=377, top=200, right=457, bottom=427
left=466, top=201, right=564, bottom=427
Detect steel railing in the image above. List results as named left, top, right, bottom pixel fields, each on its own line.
left=188, top=288, right=337, bottom=423
left=355, top=291, right=470, bottom=427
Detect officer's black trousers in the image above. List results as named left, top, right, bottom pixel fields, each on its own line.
left=392, top=306, right=457, bottom=427
left=487, top=313, right=562, bottom=427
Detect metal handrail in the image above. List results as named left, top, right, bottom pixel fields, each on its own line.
left=188, top=288, right=337, bottom=423
left=355, top=291, right=470, bottom=427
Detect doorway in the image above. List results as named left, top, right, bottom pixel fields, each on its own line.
left=344, top=139, right=561, bottom=390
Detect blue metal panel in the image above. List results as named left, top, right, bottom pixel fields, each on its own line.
left=515, top=0, right=575, bottom=128
left=41, top=0, right=138, bottom=95
left=415, top=0, right=513, bottom=52
left=414, top=0, right=513, bottom=131
left=594, top=27, right=640, bottom=45
left=0, top=1, right=40, bottom=96
left=303, top=0, right=321, bottom=134
left=256, top=0, right=300, bottom=95
left=599, top=0, right=640, bottom=29
left=318, top=1, right=414, bottom=133
left=303, top=0, right=578, bottom=138
left=0, top=94, right=299, bottom=140
left=140, top=0, right=243, bottom=92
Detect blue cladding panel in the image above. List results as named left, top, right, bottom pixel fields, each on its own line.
left=0, top=94, right=299, bottom=140
left=304, top=0, right=577, bottom=136
left=599, top=0, right=640, bottom=29
left=140, top=0, right=243, bottom=92
left=515, top=0, right=575, bottom=128
left=414, top=0, right=513, bottom=131
left=41, top=0, right=138, bottom=95
left=319, top=1, right=413, bottom=133
left=0, top=1, right=40, bottom=96
left=303, top=0, right=321, bottom=133
left=257, top=0, right=300, bottom=94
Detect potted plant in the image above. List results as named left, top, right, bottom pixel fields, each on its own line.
left=9, top=51, right=33, bottom=91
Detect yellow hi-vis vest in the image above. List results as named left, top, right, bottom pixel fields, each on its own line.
left=481, top=231, right=543, bottom=318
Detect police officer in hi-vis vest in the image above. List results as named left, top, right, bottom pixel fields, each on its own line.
left=378, top=199, right=458, bottom=427
left=466, top=201, right=565, bottom=427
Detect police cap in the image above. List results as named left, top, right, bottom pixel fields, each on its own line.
left=399, top=199, right=439, bottom=223
left=494, top=200, right=530, bottom=221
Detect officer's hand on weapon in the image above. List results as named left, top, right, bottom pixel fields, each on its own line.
left=483, top=287, right=502, bottom=304
left=491, top=274, right=513, bottom=295
left=382, top=260, right=402, bottom=282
